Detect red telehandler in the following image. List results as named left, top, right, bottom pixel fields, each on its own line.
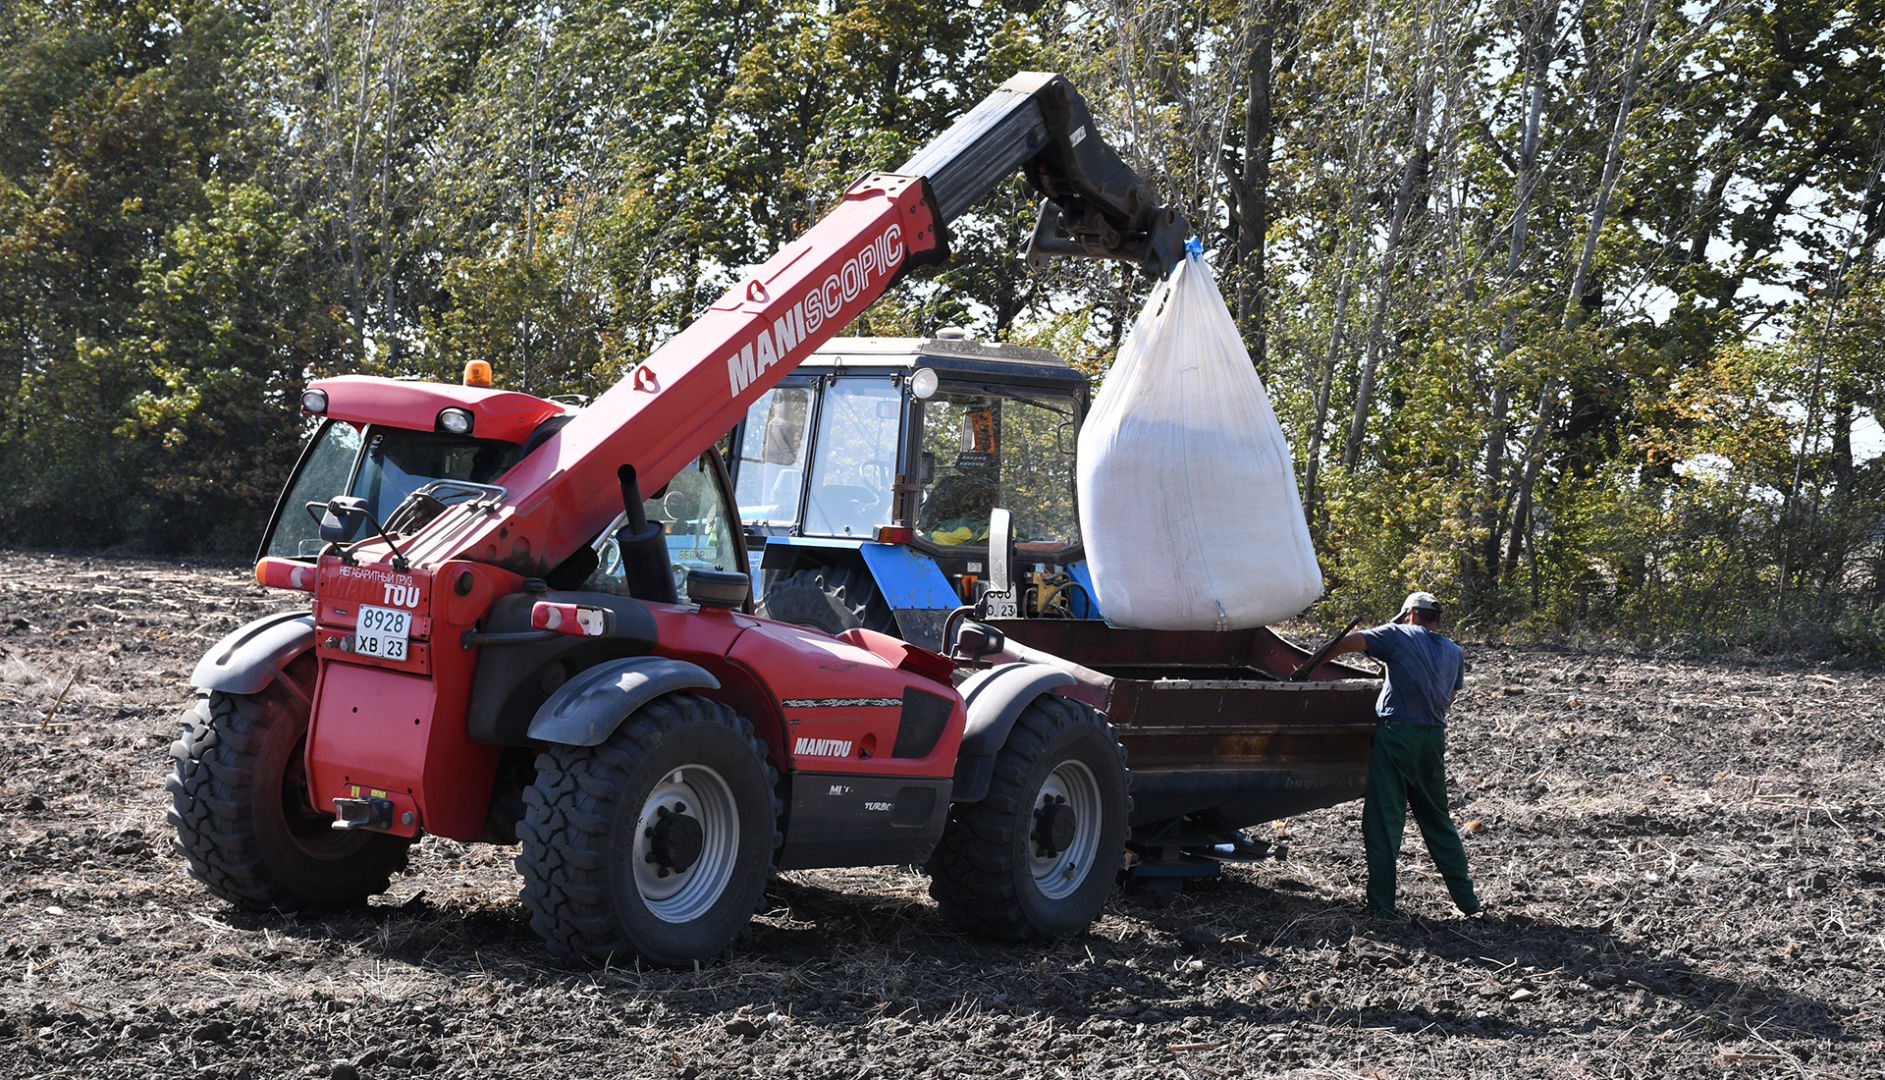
left=170, top=73, right=1187, bottom=965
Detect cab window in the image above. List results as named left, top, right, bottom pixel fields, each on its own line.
left=260, top=421, right=522, bottom=560
left=264, top=421, right=363, bottom=558
left=803, top=378, right=900, bottom=537
left=916, top=390, right=1078, bottom=547
left=733, top=386, right=813, bottom=525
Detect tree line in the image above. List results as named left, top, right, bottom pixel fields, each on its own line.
left=3, top=0, right=1882, bottom=652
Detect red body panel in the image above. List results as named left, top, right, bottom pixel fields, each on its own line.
left=634, top=606, right=965, bottom=780
left=304, top=559, right=519, bottom=840
left=304, top=565, right=966, bottom=838
left=305, top=662, right=500, bottom=840
left=311, top=375, right=567, bottom=445
left=732, top=620, right=965, bottom=780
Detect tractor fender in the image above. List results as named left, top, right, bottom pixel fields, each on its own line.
left=526, top=656, right=722, bottom=747
left=949, top=662, right=1076, bottom=803
left=190, top=611, right=317, bottom=695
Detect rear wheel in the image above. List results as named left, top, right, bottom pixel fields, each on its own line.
left=756, top=565, right=895, bottom=635
left=516, top=693, right=780, bottom=966
left=928, top=695, right=1131, bottom=940
left=167, top=662, right=410, bottom=910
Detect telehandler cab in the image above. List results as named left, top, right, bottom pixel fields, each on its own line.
left=170, top=74, right=1185, bottom=965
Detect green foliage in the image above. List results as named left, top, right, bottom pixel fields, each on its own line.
left=0, top=1, right=278, bottom=549
left=2, top=0, right=1884, bottom=657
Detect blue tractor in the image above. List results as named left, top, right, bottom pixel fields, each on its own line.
left=727, top=332, right=1100, bottom=648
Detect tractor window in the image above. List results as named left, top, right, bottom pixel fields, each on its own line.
left=917, top=390, right=1078, bottom=547
left=586, top=455, right=741, bottom=604
left=354, top=429, right=519, bottom=524
left=803, top=378, right=900, bottom=537
left=263, top=420, right=364, bottom=559
left=259, top=422, right=522, bottom=560
left=733, top=386, right=813, bottom=526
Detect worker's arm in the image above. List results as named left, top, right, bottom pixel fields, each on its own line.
left=1325, top=632, right=1370, bottom=658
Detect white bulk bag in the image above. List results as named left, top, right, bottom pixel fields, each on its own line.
left=1076, top=248, right=1322, bottom=630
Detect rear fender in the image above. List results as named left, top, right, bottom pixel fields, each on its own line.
left=190, top=611, right=317, bottom=696
left=525, top=656, right=721, bottom=747
left=757, top=538, right=864, bottom=595
left=949, top=662, right=1075, bottom=803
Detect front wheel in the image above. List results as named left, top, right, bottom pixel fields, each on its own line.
left=516, top=694, right=780, bottom=966
left=167, top=664, right=411, bottom=910
left=927, top=695, right=1131, bottom=941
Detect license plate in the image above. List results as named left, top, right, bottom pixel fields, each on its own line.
left=354, top=604, right=411, bottom=661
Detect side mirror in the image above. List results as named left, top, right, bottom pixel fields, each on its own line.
left=952, top=618, right=1006, bottom=660
left=319, top=496, right=370, bottom=544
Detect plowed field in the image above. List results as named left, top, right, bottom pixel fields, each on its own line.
left=2, top=551, right=1880, bottom=1078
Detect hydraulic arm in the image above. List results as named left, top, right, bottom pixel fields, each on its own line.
left=394, top=73, right=1185, bottom=584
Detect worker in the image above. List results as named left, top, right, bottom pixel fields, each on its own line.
left=1327, top=591, right=1482, bottom=919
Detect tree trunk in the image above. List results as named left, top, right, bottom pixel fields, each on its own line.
left=1504, top=0, right=1655, bottom=574
left=1300, top=6, right=1385, bottom=511
left=1300, top=233, right=1359, bottom=512
left=1479, top=0, right=1560, bottom=584
left=521, top=28, right=546, bottom=391
left=1236, top=4, right=1275, bottom=368
left=1341, top=12, right=1436, bottom=468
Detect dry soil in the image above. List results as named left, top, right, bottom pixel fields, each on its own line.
left=1, top=550, right=1881, bottom=1079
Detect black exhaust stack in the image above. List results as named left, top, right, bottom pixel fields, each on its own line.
left=616, top=465, right=679, bottom=605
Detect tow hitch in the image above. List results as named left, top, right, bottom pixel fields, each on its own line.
left=332, top=794, right=396, bottom=831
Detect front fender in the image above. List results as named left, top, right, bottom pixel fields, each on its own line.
left=949, top=662, right=1076, bottom=803
left=526, top=657, right=722, bottom=747
left=190, top=611, right=317, bottom=695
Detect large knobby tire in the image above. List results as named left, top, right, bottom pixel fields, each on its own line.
left=756, top=566, right=895, bottom=635
left=166, top=668, right=411, bottom=911
left=516, top=693, right=780, bottom=967
left=927, top=695, right=1131, bottom=941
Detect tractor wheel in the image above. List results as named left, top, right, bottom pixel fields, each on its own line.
left=756, top=566, right=895, bottom=635
left=516, top=693, right=780, bottom=967
left=927, top=695, right=1131, bottom=941
left=167, top=665, right=411, bottom=911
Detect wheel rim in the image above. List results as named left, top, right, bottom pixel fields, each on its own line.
left=268, top=711, right=370, bottom=860
left=1028, top=759, right=1102, bottom=900
left=631, top=765, right=741, bottom=923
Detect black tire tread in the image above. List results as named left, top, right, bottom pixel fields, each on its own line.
left=167, top=688, right=409, bottom=911
left=515, top=693, right=781, bottom=966
left=927, top=695, right=1131, bottom=941
left=756, top=566, right=895, bottom=634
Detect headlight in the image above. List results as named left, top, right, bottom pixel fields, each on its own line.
left=437, top=407, right=474, bottom=435
left=910, top=367, right=939, bottom=400
left=301, top=388, right=329, bottom=414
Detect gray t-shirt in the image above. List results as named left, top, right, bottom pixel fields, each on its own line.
left=1359, top=622, right=1465, bottom=727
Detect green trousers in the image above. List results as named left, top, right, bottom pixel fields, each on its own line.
left=1362, top=718, right=1479, bottom=916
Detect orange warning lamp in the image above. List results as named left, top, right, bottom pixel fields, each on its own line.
left=463, top=360, right=493, bottom=388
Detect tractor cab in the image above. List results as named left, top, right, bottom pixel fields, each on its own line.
left=260, top=373, right=748, bottom=603
left=726, top=334, right=1095, bottom=648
